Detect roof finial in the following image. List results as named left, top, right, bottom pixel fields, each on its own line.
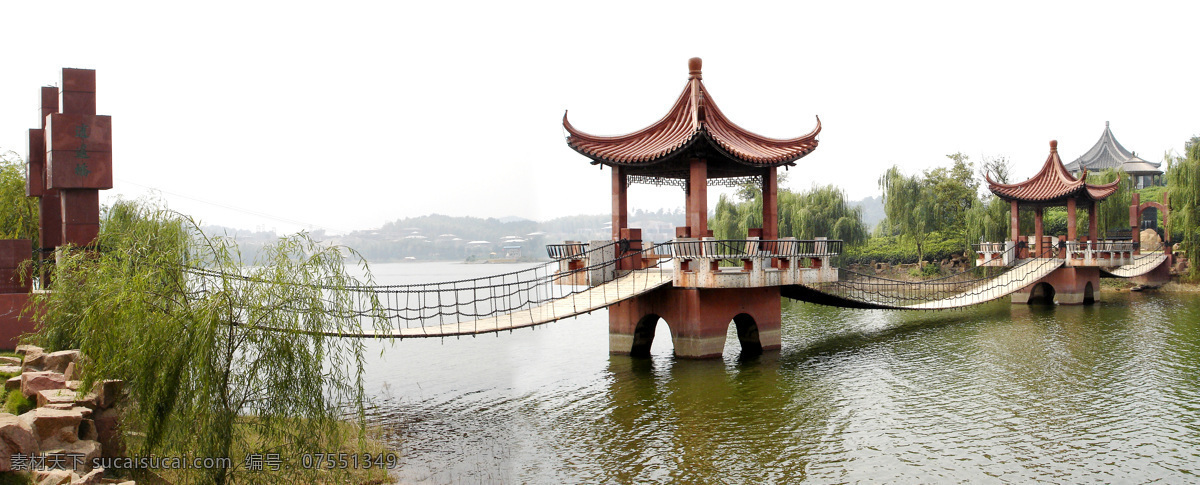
left=688, top=57, right=702, bottom=80
left=1050, top=140, right=1058, bottom=152
left=1105, top=120, right=1110, bottom=128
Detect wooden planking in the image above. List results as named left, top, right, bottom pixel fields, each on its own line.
left=902, top=258, right=1063, bottom=310
left=1101, top=253, right=1168, bottom=278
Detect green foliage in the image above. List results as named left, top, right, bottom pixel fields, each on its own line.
left=782, top=185, right=868, bottom=245
left=0, top=151, right=39, bottom=245
left=1089, top=168, right=1133, bottom=236
left=4, top=389, right=33, bottom=416
left=879, top=154, right=977, bottom=260
left=31, top=199, right=385, bottom=485
left=0, top=470, right=32, bottom=485
left=1167, top=136, right=1200, bottom=278
left=908, top=262, right=943, bottom=279
left=711, top=184, right=867, bottom=245
left=843, top=232, right=966, bottom=265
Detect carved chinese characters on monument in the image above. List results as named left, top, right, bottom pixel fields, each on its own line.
left=44, top=113, right=112, bottom=189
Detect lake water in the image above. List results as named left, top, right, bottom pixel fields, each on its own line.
left=357, top=261, right=1200, bottom=483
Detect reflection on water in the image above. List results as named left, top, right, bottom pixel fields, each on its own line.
left=359, top=263, right=1200, bottom=483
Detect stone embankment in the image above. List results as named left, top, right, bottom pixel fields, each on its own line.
left=0, top=345, right=133, bottom=485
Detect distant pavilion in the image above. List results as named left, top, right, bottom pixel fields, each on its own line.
left=1064, top=122, right=1162, bottom=189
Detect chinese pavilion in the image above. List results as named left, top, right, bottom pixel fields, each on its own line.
left=564, top=57, right=820, bottom=243
left=988, top=140, right=1119, bottom=258
left=563, top=58, right=822, bottom=358
left=1064, top=122, right=1162, bottom=189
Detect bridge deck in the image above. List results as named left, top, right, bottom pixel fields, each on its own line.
left=1100, top=252, right=1168, bottom=278
left=354, top=268, right=672, bottom=338
left=901, top=258, right=1062, bottom=309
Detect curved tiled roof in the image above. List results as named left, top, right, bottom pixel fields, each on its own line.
left=563, top=58, right=820, bottom=170
left=988, top=140, right=1120, bottom=203
left=1064, top=121, right=1160, bottom=173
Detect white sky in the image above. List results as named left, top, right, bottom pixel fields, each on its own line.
left=1, top=1, right=1197, bottom=235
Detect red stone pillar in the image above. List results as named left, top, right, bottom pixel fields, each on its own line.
left=687, top=158, right=708, bottom=238
left=1034, top=207, right=1044, bottom=257
left=1130, top=192, right=1141, bottom=255
left=46, top=68, right=111, bottom=248
left=1066, top=197, right=1077, bottom=243
left=1088, top=201, right=1098, bottom=250
left=611, top=166, right=627, bottom=241
left=761, top=167, right=778, bottom=241
left=33, top=87, right=63, bottom=251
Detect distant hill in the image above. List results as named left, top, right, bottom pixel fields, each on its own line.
left=852, top=195, right=885, bottom=232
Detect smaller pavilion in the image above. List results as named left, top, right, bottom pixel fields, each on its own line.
left=987, top=140, right=1119, bottom=258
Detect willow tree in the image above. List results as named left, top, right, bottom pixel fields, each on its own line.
left=711, top=184, right=866, bottom=245
left=1168, top=136, right=1200, bottom=278
left=781, top=185, right=867, bottom=245
left=32, top=200, right=386, bottom=485
left=1090, top=168, right=1133, bottom=235
left=878, top=165, right=936, bottom=262
left=0, top=151, right=39, bottom=244
left=967, top=156, right=1013, bottom=247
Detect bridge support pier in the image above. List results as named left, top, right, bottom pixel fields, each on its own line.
left=1131, top=258, right=1172, bottom=286
left=609, top=286, right=781, bottom=359
left=1011, top=266, right=1099, bottom=305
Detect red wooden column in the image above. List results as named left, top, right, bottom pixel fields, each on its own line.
left=1034, top=207, right=1044, bottom=256
left=46, top=68, right=112, bottom=247
left=1130, top=192, right=1141, bottom=254
left=611, top=166, right=627, bottom=241
left=687, top=158, right=708, bottom=238
left=1010, top=200, right=1020, bottom=246
left=1088, top=201, right=1098, bottom=250
left=761, top=167, right=778, bottom=241
left=1066, top=197, right=1077, bottom=243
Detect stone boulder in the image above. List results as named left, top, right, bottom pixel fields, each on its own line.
left=0, top=412, right=39, bottom=471
left=93, top=408, right=123, bottom=459
left=22, top=371, right=67, bottom=399
left=0, top=364, right=21, bottom=375
left=43, top=351, right=80, bottom=375
left=32, top=468, right=77, bottom=485
left=5, top=376, right=20, bottom=391
left=93, top=380, right=124, bottom=409
left=15, top=344, right=43, bottom=356
left=20, top=407, right=83, bottom=446
left=0, top=356, right=20, bottom=366
left=22, top=347, right=47, bottom=372
left=1140, top=229, right=1163, bottom=251
left=22, top=372, right=67, bottom=399
left=43, top=439, right=101, bottom=473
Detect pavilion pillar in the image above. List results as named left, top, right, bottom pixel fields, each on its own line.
left=1130, top=192, right=1141, bottom=255
left=687, top=158, right=708, bottom=238
left=761, top=167, right=778, bottom=240
left=611, top=166, right=627, bottom=241
left=1034, top=207, right=1044, bottom=257
left=1010, top=200, right=1020, bottom=246
left=1066, top=198, right=1077, bottom=242
left=1088, top=201, right=1098, bottom=250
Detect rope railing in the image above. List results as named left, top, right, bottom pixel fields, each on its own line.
left=811, top=246, right=1066, bottom=309
left=181, top=241, right=677, bottom=336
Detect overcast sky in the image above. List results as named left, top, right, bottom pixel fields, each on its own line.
left=1, top=1, right=1197, bottom=235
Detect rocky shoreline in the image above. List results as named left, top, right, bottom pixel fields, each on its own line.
left=0, top=345, right=132, bottom=485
